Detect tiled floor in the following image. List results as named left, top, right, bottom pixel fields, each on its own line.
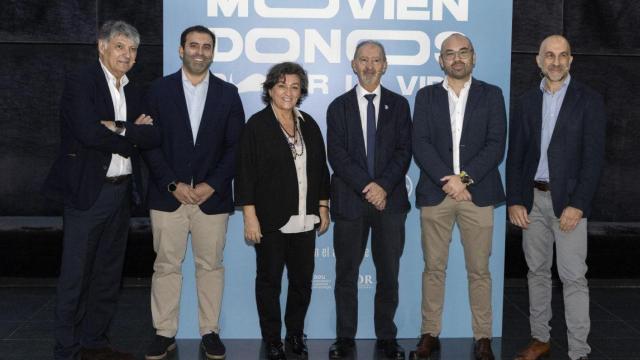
left=0, top=282, right=639, bottom=359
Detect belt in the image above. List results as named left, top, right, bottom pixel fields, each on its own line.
left=105, top=174, right=131, bottom=184
left=533, top=180, right=550, bottom=192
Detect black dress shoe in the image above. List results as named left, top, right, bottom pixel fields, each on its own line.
left=329, top=338, right=355, bottom=359
left=376, top=339, right=405, bottom=359
left=285, top=334, right=308, bottom=358
left=264, top=341, right=286, bottom=360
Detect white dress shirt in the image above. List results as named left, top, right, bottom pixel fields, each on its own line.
left=443, top=77, right=472, bottom=175
left=182, top=69, right=210, bottom=143
left=355, top=84, right=381, bottom=155
left=278, top=106, right=320, bottom=234
left=100, top=60, right=132, bottom=177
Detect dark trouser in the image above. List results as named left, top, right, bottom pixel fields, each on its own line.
left=255, top=230, right=316, bottom=342
left=333, top=204, right=406, bottom=340
left=54, top=181, right=131, bottom=360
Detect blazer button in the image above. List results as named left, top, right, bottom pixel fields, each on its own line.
left=103, top=165, right=108, bottom=170
left=448, top=148, right=452, bottom=152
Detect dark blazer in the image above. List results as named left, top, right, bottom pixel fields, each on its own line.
left=506, top=79, right=606, bottom=218
left=235, top=106, right=330, bottom=233
left=143, top=70, right=245, bottom=215
left=327, top=86, right=412, bottom=220
left=43, top=61, right=160, bottom=210
left=412, top=78, right=507, bottom=207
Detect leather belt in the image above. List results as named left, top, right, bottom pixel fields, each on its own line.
left=533, top=181, right=550, bottom=192
left=105, top=174, right=131, bottom=184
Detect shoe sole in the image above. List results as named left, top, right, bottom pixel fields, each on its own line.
left=409, top=349, right=440, bottom=360
left=145, top=342, right=177, bottom=360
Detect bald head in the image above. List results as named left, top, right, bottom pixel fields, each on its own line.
left=538, top=35, right=571, bottom=56
left=441, top=33, right=474, bottom=53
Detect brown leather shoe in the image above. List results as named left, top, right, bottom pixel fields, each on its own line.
left=514, top=339, right=550, bottom=360
left=474, top=338, right=495, bottom=360
left=408, top=333, right=440, bottom=359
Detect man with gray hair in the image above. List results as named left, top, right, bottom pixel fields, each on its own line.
left=410, top=33, right=506, bottom=360
left=43, top=20, right=158, bottom=360
left=327, top=40, right=412, bottom=359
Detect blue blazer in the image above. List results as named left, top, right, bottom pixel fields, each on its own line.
left=327, top=86, right=412, bottom=220
left=506, top=79, right=606, bottom=218
left=412, top=78, right=507, bottom=207
left=43, top=61, right=160, bottom=210
left=142, top=70, right=245, bottom=215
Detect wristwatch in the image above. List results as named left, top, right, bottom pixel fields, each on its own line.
left=459, top=171, right=474, bottom=186
left=114, top=121, right=126, bottom=135
left=167, top=181, right=177, bottom=193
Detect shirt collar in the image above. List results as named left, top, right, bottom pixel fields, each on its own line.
left=540, top=74, right=571, bottom=94
left=442, top=76, right=472, bottom=92
left=99, top=59, right=129, bottom=87
left=356, top=83, right=381, bottom=99
left=182, top=68, right=210, bottom=87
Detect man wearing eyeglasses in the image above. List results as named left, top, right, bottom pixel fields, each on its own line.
left=410, top=33, right=506, bottom=360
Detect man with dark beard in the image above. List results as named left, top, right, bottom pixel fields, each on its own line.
left=409, top=33, right=506, bottom=360
left=507, top=35, right=605, bottom=360
left=142, top=25, right=245, bottom=360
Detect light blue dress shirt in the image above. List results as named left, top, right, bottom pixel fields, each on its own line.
left=535, top=74, right=571, bottom=182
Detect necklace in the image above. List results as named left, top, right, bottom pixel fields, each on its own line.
left=276, top=115, right=304, bottom=159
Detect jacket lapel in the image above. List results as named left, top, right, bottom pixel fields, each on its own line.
left=171, top=70, right=194, bottom=144
left=434, top=83, right=453, bottom=148
left=347, top=88, right=367, bottom=165
left=550, top=80, right=581, bottom=144
left=94, top=62, right=115, bottom=120
left=531, top=88, right=544, bottom=157
left=195, top=72, right=221, bottom=145
left=461, top=79, right=482, bottom=137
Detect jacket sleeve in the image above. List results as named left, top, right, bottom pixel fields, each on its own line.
left=205, top=89, right=246, bottom=195
left=412, top=87, right=453, bottom=184
left=62, top=71, right=134, bottom=157
left=326, top=99, right=371, bottom=193
left=569, top=90, right=606, bottom=212
left=234, top=119, right=257, bottom=206
left=463, top=86, right=507, bottom=183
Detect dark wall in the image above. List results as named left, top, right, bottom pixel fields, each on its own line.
left=0, top=1, right=163, bottom=216
left=511, top=0, right=640, bottom=221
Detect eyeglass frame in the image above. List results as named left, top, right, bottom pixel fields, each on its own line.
left=441, top=48, right=474, bottom=61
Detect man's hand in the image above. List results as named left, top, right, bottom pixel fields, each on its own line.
left=508, top=205, right=530, bottom=229
left=374, top=198, right=386, bottom=211
left=559, top=206, right=583, bottom=232
left=193, top=183, right=215, bottom=205
left=441, top=175, right=466, bottom=198
left=318, top=205, right=330, bottom=235
left=100, top=120, right=116, bottom=132
left=134, top=113, right=154, bottom=125
left=172, top=182, right=200, bottom=205
left=242, top=206, right=262, bottom=243
left=452, top=188, right=472, bottom=202
left=362, top=182, right=387, bottom=208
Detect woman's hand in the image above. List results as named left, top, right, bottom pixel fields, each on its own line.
left=242, top=205, right=263, bottom=243
left=318, top=204, right=330, bottom=235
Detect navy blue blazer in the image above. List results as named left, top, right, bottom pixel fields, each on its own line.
left=142, top=70, right=245, bottom=215
left=412, top=78, right=507, bottom=207
left=43, top=61, right=160, bottom=210
left=327, top=86, right=412, bottom=220
left=506, top=79, right=606, bottom=218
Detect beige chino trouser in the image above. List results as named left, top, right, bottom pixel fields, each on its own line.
left=149, top=205, right=229, bottom=337
left=420, top=196, right=494, bottom=339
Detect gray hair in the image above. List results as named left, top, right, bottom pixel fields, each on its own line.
left=98, top=20, right=140, bottom=47
left=353, top=40, right=387, bottom=62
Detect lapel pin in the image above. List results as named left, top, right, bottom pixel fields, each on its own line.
left=384, top=104, right=389, bottom=110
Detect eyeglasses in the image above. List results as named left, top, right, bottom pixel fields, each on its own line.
left=442, top=48, right=473, bottom=61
